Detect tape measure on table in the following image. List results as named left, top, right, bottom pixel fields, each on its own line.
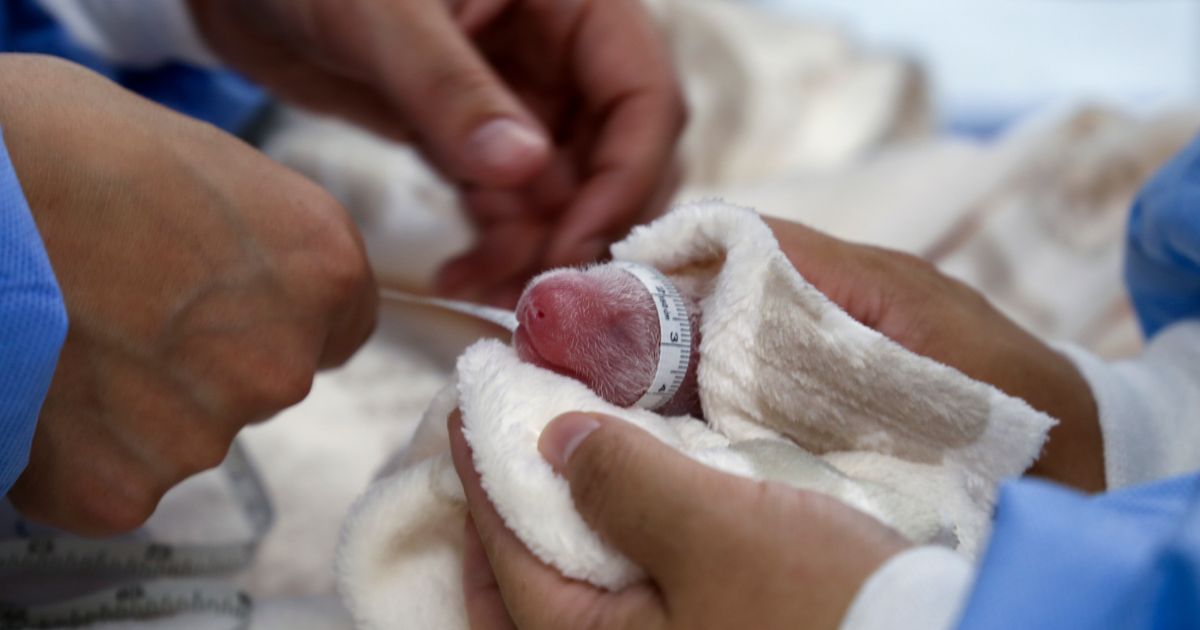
left=612, top=261, right=695, bottom=411
left=0, top=441, right=272, bottom=629
left=1, top=579, right=251, bottom=630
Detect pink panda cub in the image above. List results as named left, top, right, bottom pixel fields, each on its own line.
left=513, top=263, right=702, bottom=417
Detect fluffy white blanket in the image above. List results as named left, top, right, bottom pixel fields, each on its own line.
left=335, top=201, right=1054, bottom=629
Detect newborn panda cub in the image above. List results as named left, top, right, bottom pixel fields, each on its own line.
left=514, top=264, right=703, bottom=417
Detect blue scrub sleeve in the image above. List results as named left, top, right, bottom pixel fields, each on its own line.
left=956, top=474, right=1200, bottom=630
left=1, top=0, right=267, bottom=134
left=1125, top=133, right=1200, bottom=338
left=0, top=129, right=68, bottom=496
left=955, top=133, right=1200, bottom=630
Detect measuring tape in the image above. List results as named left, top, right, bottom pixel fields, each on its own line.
left=381, top=264, right=695, bottom=412
left=379, top=288, right=518, bottom=332
left=1, top=579, right=250, bottom=629
left=0, top=441, right=271, bottom=629
left=612, top=262, right=695, bottom=411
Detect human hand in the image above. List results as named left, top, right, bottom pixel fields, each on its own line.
left=189, top=0, right=686, bottom=305
left=762, top=217, right=1104, bottom=492
left=1, top=55, right=377, bottom=535
left=450, top=411, right=908, bottom=630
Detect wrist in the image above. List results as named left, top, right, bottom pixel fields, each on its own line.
left=1020, top=343, right=1104, bottom=492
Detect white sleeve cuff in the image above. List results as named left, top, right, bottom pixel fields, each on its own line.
left=839, top=546, right=973, bottom=630
left=33, top=0, right=222, bottom=68
left=1054, top=320, right=1200, bottom=490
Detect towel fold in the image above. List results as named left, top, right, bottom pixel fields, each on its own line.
left=337, top=201, right=1055, bottom=629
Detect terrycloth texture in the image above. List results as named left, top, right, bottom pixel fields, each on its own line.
left=337, top=201, right=1055, bottom=628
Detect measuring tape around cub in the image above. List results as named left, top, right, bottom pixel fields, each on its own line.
left=611, top=262, right=694, bottom=411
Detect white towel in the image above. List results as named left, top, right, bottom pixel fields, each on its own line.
left=336, top=201, right=1055, bottom=629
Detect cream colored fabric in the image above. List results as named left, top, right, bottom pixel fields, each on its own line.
left=22, top=0, right=1187, bottom=625
left=335, top=201, right=1055, bottom=628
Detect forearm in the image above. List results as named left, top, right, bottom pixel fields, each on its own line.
left=0, top=127, right=68, bottom=495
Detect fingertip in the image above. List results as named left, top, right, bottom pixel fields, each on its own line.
left=464, top=117, right=551, bottom=187
left=538, top=412, right=604, bottom=472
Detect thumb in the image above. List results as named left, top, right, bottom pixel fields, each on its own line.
left=539, top=412, right=743, bottom=588
left=359, top=2, right=550, bottom=186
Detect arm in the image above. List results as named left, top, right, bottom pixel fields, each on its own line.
left=955, top=472, right=1200, bottom=629
left=0, top=128, right=67, bottom=496
left=842, top=321, right=1200, bottom=630
left=0, top=54, right=376, bottom=534
left=847, top=133, right=1200, bottom=629
left=28, top=0, right=685, bottom=303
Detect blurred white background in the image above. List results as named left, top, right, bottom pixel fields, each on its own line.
left=752, top=0, right=1200, bottom=135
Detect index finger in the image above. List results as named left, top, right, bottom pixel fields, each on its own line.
left=543, top=0, right=686, bottom=267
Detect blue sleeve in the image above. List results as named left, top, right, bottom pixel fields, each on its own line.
left=954, top=135, right=1200, bottom=629
left=0, top=128, right=68, bottom=496
left=0, top=0, right=267, bottom=134
left=1125, top=133, right=1200, bottom=338
left=956, top=474, right=1200, bottom=629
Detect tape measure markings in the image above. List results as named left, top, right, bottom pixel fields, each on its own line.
left=0, top=442, right=269, bottom=628
left=1, top=579, right=251, bottom=630
left=612, top=261, right=694, bottom=411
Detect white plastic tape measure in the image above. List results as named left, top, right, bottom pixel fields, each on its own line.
left=379, top=288, right=518, bottom=332
left=0, top=441, right=271, bottom=629
left=380, top=264, right=694, bottom=412
left=611, top=262, right=694, bottom=411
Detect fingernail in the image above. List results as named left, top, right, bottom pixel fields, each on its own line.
left=466, top=118, right=548, bottom=183
left=539, top=413, right=602, bottom=471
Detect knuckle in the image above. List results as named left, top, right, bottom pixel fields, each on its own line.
left=173, top=428, right=234, bottom=476
left=215, top=346, right=315, bottom=416
left=318, top=242, right=371, bottom=309
left=422, top=65, right=500, bottom=115
left=245, top=360, right=315, bottom=412
left=567, top=431, right=629, bottom=515
left=73, top=474, right=161, bottom=535
left=871, top=246, right=931, bottom=274
left=303, top=191, right=371, bottom=310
